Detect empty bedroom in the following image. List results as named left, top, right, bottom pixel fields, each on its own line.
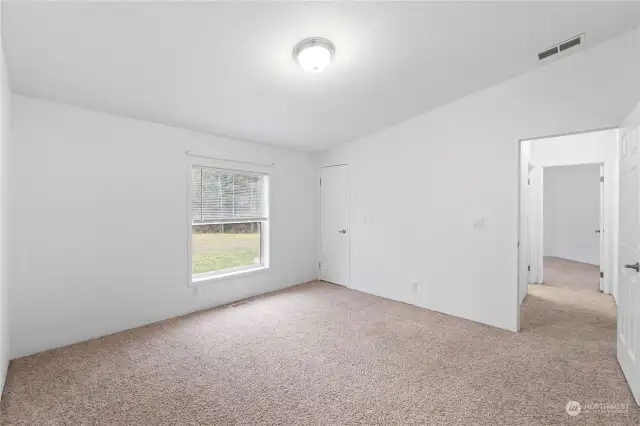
left=1, top=1, right=640, bottom=424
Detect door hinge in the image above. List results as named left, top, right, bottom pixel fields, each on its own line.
left=320, top=178, right=322, bottom=186
left=528, top=265, right=531, bottom=272
left=528, top=179, right=530, bottom=185
left=600, top=271, right=604, bottom=278
left=318, top=262, right=321, bottom=269
left=600, top=176, right=604, bottom=182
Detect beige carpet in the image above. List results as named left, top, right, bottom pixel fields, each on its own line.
left=1, top=259, right=638, bottom=424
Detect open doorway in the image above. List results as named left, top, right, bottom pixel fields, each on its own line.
left=517, top=129, right=620, bottom=371
left=517, top=106, right=640, bottom=406
left=543, top=163, right=603, bottom=292
left=519, top=128, right=619, bottom=307
left=517, top=128, right=625, bottom=400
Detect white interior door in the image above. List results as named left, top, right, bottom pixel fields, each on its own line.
left=526, top=163, right=532, bottom=284
left=600, top=164, right=605, bottom=292
left=519, top=143, right=531, bottom=307
left=528, top=165, right=544, bottom=284
left=618, top=104, right=640, bottom=405
left=320, top=165, right=350, bottom=286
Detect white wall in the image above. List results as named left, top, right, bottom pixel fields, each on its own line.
left=9, top=95, right=318, bottom=358
left=544, top=164, right=601, bottom=265
left=320, top=29, right=640, bottom=331
left=0, top=28, right=12, bottom=396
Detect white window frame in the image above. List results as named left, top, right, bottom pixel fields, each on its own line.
left=187, top=159, right=270, bottom=286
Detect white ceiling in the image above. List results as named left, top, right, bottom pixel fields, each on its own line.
left=4, top=2, right=640, bottom=151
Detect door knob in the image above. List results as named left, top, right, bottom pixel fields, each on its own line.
left=338, top=229, right=347, bottom=234
left=624, top=262, right=640, bottom=272
left=595, top=229, right=601, bottom=234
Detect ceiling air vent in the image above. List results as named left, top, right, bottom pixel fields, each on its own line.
left=538, top=46, right=559, bottom=60
left=538, top=34, right=584, bottom=60
left=559, top=35, right=582, bottom=52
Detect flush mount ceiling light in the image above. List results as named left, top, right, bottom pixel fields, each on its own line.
left=293, top=37, right=335, bottom=73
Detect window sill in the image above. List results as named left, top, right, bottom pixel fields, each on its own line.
left=190, top=265, right=268, bottom=286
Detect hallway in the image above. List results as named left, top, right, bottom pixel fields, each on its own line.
left=540, top=256, right=601, bottom=292
left=522, top=256, right=611, bottom=331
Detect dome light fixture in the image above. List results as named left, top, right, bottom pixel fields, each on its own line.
left=293, top=37, right=335, bottom=73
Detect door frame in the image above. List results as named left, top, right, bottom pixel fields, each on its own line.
left=318, top=164, right=351, bottom=288
left=516, top=126, right=618, bottom=331
left=529, top=162, right=605, bottom=287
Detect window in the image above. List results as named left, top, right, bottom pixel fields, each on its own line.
left=190, top=165, right=269, bottom=282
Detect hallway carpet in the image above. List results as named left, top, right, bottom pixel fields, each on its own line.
left=1, top=261, right=638, bottom=424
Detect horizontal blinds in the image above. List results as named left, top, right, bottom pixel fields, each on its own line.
left=192, top=166, right=265, bottom=224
